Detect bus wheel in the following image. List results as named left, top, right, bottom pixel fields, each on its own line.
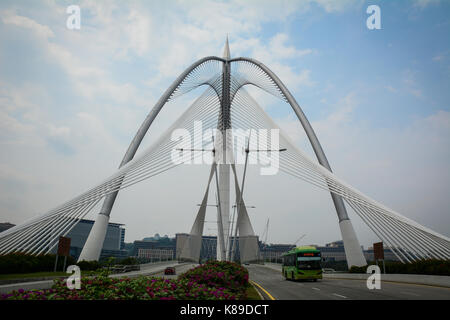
left=291, top=272, right=295, bottom=281
left=313, top=279, right=317, bottom=282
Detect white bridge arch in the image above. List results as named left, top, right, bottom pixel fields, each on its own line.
left=0, top=40, right=449, bottom=267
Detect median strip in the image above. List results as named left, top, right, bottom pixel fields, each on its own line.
left=249, top=280, right=276, bottom=300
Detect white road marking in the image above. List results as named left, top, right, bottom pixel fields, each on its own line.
left=332, top=293, right=347, bottom=299
left=312, top=287, right=320, bottom=291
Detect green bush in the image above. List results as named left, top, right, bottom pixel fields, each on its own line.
left=118, top=257, right=138, bottom=265
left=349, top=259, right=450, bottom=275
left=76, top=260, right=100, bottom=271
left=0, top=253, right=75, bottom=274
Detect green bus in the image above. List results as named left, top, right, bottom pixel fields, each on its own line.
left=281, top=246, right=322, bottom=281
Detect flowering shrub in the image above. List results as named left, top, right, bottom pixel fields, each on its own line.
left=179, top=261, right=249, bottom=297
left=0, top=261, right=249, bottom=300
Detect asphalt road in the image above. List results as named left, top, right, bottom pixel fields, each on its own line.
left=247, top=264, right=450, bottom=300
left=150, top=263, right=198, bottom=279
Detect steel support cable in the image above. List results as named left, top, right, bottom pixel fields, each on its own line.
left=0, top=89, right=221, bottom=239
left=280, top=137, right=444, bottom=234
left=6, top=195, right=100, bottom=255
left=355, top=202, right=433, bottom=260
left=170, top=60, right=222, bottom=100
left=42, top=198, right=104, bottom=255
left=426, top=234, right=450, bottom=258
left=230, top=60, right=287, bottom=101
left=376, top=209, right=446, bottom=259
left=381, top=214, right=445, bottom=260
left=34, top=199, right=102, bottom=255
left=236, top=103, right=418, bottom=228
left=231, top=57, right=358, bottom=228
left=12, top=199, right=95, bottom=255
left=0, top=58, right=226, bottom=252
left=0, top=213, right=62, bottom=254
left=230, top=105, right=332, bottom=189
left=278, top=152, right=442, bottom=260
left=175, top=71, right=222, bottom=100
left=0, top=93, right=220, bottom=255
left=109, top=117, right=219, bottom=189
left=99, top=98, right=220, bottom=188
left=105, top=88, right=220, bottom=179
left=43, top=116, right=216, bottom=218
left=349, top=200, right=410, bottom=263
left=230, top=61, right=287, bottom=102
left=27, top=206, right=92, bottom=255
left=427, top=233, right=450, bottom=255
left=92, top=57, right=225, bottom=224
left=0, top=219, right=51, bottom=254
left=349, top=200, right=409, bottom=263
left=430, top=233, right=450, bottom=254
left=345, top=200, right=409, bottom=263
left=353, top=201, right=423, bottom=261
left=114, top=101, right=221, bottom=179
left=230, top=106, right=332, bottom=190
left=403, top=223, right=450, bottom=258
left=236, top=85, right=450, bottom=260
left=234, top=90, right=450, bottom=256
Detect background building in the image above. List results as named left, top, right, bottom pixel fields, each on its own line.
left=56, top=219, right=127, bottom=261
left=316, top=240, right=348, bottom=262
left=175, top=234, right=244, bottom=262
left=0, top=222, right=15, bottom=233
left=132, top=234, right=176, bottom=263
left=137, top=248, right=174, bottom=262
left=260, top=243, right=295, bottom=263
left=364, top=246, right=400, bottom=262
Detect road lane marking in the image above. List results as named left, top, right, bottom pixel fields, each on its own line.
left=312, top=287, right=320, bottom=291
left=332, top=293, right=347, bottom=299
left=249, top=280, right=276, bottom=300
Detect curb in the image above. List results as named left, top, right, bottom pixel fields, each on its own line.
left=249, top=281, right=265, bottom=300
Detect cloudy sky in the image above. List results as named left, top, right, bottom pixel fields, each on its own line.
left=0, top=0, right=449, bottom=248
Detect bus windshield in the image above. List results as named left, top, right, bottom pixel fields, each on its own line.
left=297, top=257, right=321, bottom=270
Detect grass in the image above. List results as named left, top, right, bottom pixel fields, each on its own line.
left=0, top=270, right=98, bottom=281
left=245, top=284, right=262, bottom=300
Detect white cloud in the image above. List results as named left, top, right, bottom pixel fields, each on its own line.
left=0, top=11, right=54, bottom=39
left=413, top=0, right=441, bottom=9
left=274, top=92, right=450, bottom=246
left=313, top=0, right=362, bottom=12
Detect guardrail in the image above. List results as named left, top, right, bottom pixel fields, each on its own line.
left=108, top=264, right=141, bottom=273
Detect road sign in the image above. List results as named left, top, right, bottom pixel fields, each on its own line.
left=57, top=236, right=71, bottom=256
left=373, top=242, right=384, bottom=260
left=54, top=236, right=71, bottom=272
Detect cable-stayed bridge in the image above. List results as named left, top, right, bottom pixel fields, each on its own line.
left=0, top=39, right=449, bottom=268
